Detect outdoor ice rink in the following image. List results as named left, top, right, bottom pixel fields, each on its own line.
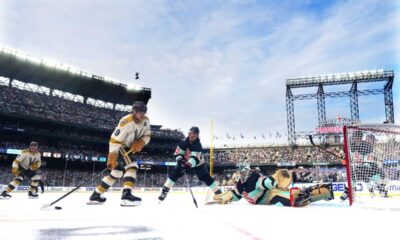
left=1, top=190, right=399, bottom=240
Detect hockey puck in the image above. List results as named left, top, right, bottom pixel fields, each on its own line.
left=55, top=206, right=62, bottom=210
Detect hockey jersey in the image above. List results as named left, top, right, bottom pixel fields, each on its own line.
left=13, top=149, right=41, bottom=170
left=174, top=138, right=204, bottom=167
left=109, top=114, right=151, bottom=154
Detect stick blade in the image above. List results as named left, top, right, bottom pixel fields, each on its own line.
left=40, top=203, right=52, bottom=210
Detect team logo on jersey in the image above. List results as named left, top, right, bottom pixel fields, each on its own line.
left=243, top=192, right=256, bottom=204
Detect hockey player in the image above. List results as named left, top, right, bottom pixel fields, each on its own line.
left=0, top=142, right=42, bottom=199
left=88, top=101, right=151, bottom=206
left=340, top=131, right=388, bottom=200
left=158, top=127, right=221, bottom=202
left=212, top=168, right=334, bottom=207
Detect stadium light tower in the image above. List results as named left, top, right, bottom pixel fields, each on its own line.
left=286, top=70, right=395, bottom=145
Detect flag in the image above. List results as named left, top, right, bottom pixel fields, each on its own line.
left=262, top=133, right=265, bottom=139
left=241, top=133, right=244, bottom=139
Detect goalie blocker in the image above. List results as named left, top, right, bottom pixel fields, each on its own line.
left=212, top=169, right=334, bottom=207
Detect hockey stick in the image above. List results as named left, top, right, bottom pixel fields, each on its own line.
left=182, top=170, right=198, bottom=208
left=308, top=135, right=342, bottom=160
left=41, top=168, right=109, bottom=209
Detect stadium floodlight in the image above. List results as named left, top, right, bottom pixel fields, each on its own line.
left=1, top=46, right=15, bottom=54
left=69, top=68, right=81, bottom=75
left=82, top=72, right=92, bottom=78
left=1, top=46, right=149, bottom=94
left=127, top=83, right=142, bottom=91
left=286, top=70, right=394, bottom=88
left=104, top=76, right=119, bottom=84
left=15, top=51, right=27, bottom=60
left=42, top=58, right=59, bottom=68
left=27, top=56, right=42, bottom=65
left=57, top=64, right=69, bottom=71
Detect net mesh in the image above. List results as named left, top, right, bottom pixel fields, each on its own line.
left=344, top=124, right=400, bottom=209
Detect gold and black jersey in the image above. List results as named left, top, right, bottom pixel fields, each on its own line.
left=12, top=149, right=41, bottom=170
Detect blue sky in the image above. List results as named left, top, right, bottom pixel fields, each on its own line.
left=0, top=0, right=399, bottom=146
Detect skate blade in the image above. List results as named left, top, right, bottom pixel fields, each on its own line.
left=0, top=197, right=11, bottom=200
left=205, top=199, right=220, bottom=205
left=28, top=196, right=39, bottom=199
left=86, top=201, right=105, bottom=205
left=120, top=200, right=141, bottom=207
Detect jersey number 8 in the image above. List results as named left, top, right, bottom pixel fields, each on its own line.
left=114, top=129, right=121, bottom=136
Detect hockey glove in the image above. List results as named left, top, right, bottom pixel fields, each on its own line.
left=177, top=156, right=193, bottom=169
left=31, top=162, right=40, bottom=171
left=130, top=139, right=146, bottom=153
left=107, top=152, right=118, bottom=169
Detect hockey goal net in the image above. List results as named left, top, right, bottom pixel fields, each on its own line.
left=343, top=124, right=400, bottom=209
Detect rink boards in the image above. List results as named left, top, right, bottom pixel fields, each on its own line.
left=2, top=181, right=400, bottom=197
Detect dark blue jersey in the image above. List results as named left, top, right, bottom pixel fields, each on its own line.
left=174, top=138, right=203, bottom=166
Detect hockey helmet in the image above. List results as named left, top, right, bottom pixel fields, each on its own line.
left=189, top=126, right=200, bottom=134
left=132, top=101, right=147, bottom=113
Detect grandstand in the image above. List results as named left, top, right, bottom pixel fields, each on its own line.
left=1, top=47, right=397, bottom=191
left=0, top=47, right=184, bottom=186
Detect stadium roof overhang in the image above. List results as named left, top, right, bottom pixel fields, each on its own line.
left=286, top=70, right=394, bottom=88
left=0, top=48, right=151, bottom=105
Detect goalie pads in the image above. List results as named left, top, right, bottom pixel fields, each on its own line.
left=268, top=188, right=291, bottom=206
left=290, top=183, right=334, bottom=207
left=271, top=169, right=293, bottom=189
left=213, top=190, right=234, bottom=204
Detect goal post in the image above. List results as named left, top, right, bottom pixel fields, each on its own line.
left=343, top=124, right=400, bottom=209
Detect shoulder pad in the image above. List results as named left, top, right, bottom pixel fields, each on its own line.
left=119, top=114, right=134, bottom=127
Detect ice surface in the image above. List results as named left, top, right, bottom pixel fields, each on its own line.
left=0, top=191, right=399, bottom=240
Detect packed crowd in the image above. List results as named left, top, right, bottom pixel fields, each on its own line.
left=291, top=167, right=347, bottom=183
left=0, top=85, right=122, bottom=129
left=0, top=140, right=177, bottom=163
left=1, top=164, right=399, bottom=188
left=2, top=139, right=346, bottom=165
left=0, top=141, right=105, bottom=160
left=204, top=145, right=344, bottom=164
left=0, top=166, right=201, bottom=188
left=0, top=85, right=185, bottom=140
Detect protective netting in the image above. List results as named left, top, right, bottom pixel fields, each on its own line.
left=344, top=124, right=400, bottom=209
